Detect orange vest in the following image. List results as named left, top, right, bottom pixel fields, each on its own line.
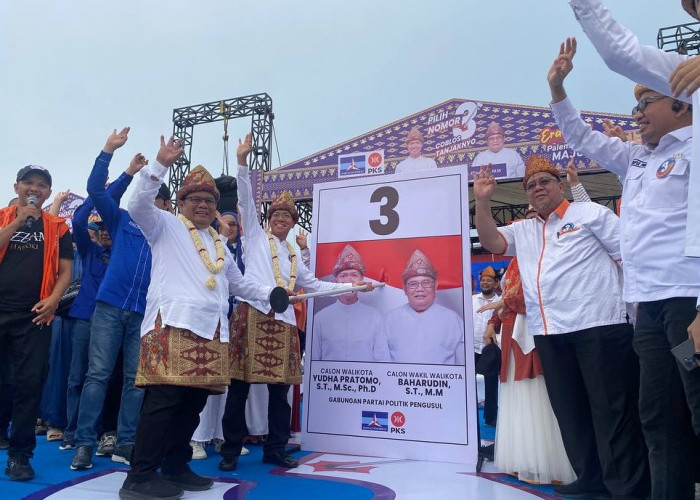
left=0, top=206, right=70, bottom=301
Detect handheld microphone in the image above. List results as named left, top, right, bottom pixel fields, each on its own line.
left=26, top=196, right=38, bottom=228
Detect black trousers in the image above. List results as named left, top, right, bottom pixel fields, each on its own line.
left=127, top=385, right=209, bottom=482
left=534, top=323, right=649, bottom=498
left=0, top=310, right=52, bottom=457
left=0, top=348, right=14, bottom=437
left=220, top=379, right=291, bottom=458
left=474, top=353, right=498, bottom=424
left=634, top=298, right=700, bottom=500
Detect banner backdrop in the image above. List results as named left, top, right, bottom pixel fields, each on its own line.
left=302, top=166, right=477, bottom=467
left=255, top=98, right=637, bottom=203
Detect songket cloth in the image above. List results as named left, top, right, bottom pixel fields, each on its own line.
left=229, top=302, right=302, bottom=385
left=136, top=313, right=229, bottom=394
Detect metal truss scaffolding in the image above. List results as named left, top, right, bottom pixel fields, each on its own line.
left=169, top=93, right=274, bottom=199
left=658, top=21, right=700, bottom=54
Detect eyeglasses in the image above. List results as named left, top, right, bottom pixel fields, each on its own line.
left=632, top=96, right=668, bottom=115
left=525, top=177, right=556, bottom=192
left=185, top=196, right=217, bottom=206
left=406, top=279, right=436, bottom=291
left=270, top=211, right=293, bottom=220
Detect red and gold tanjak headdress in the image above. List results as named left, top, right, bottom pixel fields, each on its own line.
left=177, top=165, right=220, bottom=201
left=401, top=249, right=438, bottom=282
left=268, top=190, right=299, bottom=223
left=332, top=244, right=366, bottom=276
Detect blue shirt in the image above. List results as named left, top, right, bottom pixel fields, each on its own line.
left=87, top=151, right=151, bottom=315
left=68, top=170, right=131, bottom=320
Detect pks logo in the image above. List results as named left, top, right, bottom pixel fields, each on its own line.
left=557, top=222, right=580, bottom=239
left=656, top=158, right=676, bottom=178
left=361, top=411, right=388, bottom=432
left=390, top=411, right=406, bottom=434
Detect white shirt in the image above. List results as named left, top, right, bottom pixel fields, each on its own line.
left=128, top=162, right=271, bottom=341
left=237, top=164, right=348, bottom=326
left=552, top=97, right=700, bottom=303
left=472, top=148, right=526, bottom=179
left=375, top=303, right=466, bottom=365
left=311, top=300, right=382, bottom=361
left=497, top=200, right=626, bottom=335
left=472, top=293, right=500, bottom=354
left=394, top=156, right=438, bottom=174
left=569, top=0, right=700, bottom=309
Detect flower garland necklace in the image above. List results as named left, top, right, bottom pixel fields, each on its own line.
left=267, top=230, right=297, bottom=290
left=178, top=214, right=225, bottom=290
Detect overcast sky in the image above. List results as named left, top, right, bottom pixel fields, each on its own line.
left=0, top=0, right=690, bottom=206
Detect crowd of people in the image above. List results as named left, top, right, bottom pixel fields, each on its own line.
left=2, top=1, right=700, bottom=500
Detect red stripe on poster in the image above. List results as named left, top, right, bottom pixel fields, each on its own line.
left=316, top=236, right=463, bottom=290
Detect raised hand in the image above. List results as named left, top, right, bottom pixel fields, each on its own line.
left=104, top=127, right=131, bottom=154
left=237, top=133, right=253, bottom=166
left=565, top=159, right=580, bottom=186
left=156, top=135, right=184, bottom=168
left=54, top=189, right=71, bottom=205
left=472, top=165, right=497, bottom=201
left=670, top=55, right=700, bottom=98
left=548, top=37, right=577, bottom=95
left=126, top=153, right=149, bottom=175
left=296, top=228, right=308, bottom=250
left=602, top=119, right=627, bottom=142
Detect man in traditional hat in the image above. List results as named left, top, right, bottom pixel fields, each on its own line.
left=548, top=34, right=698, bottom=500
left=394, top=126, right=438, bottom=174
left=472, top=121, right=525, bottom=179
left=375, top=249, right=465, bottom=364
left=474, top=155, right=649, bottom=499
left=311, top=244, right=381, bottom=361
left=118, top=136, right=279, bottom=500
left=218, top=134, right=373, bottom=472
left=0, top=164, right=73, bottom=481
left=472, top=266, right=501, bottom=426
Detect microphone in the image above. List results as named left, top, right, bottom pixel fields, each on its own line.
left=26, top=196, right=38, bottom=228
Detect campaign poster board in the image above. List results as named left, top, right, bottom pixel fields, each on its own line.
left=302, top=166, right=477, bottom=467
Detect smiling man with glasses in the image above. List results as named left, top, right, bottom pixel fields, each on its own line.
left=547, top=27, right=698, bottom=499
left=374, top=249, right=465, bottom=365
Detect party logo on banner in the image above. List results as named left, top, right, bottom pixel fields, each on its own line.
left=361, top=411, right=388, bottom=431
left=338, top=151, right=384, bottom=178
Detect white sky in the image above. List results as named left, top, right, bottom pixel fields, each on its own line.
left=0, top=0, right=689, bottom=206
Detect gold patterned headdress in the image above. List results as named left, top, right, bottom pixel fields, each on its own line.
left=522, top=155, right=561, bottom=189
left=268, top=190, right=299, bottom=223
left=401, top=249, right=437, bottom=282
left=177, top=165, right=220, bottom=201
left=332, top=245, right=366, bottom=276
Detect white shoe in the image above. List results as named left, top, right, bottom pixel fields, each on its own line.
left=241, top=446, right=250, bottom=456
left=190, top=440, right=207, bottom=460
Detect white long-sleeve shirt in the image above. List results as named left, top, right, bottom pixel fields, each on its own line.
left=311, top=300, right=381, bottom=361
left=127, top=162, right=272, bottom=340
left=552, top=98, right=699, bottom=303
left=375, top=303, right=466, bottom=365
left=569, top=0, right=700, bottom=309
left=237, top=164, right=347, bottom=326
left=497, top=199, right=626, bottom=336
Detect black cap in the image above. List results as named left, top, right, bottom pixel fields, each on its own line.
left=156, top=183, right=171, bottom=201
left=16, top=165, right=52, bottom=187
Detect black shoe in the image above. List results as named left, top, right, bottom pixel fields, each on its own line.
left=161, top=470, right=213, bottom=491
left=119, top=477, right=183, bottom=500
left=0, top=435, right=9, bottom=450
left=218, top=456, right=238, bottom=471
left=553, top=480, right=610, bottom=499
left=262, top=450, right=299, bottom=468
left=70, top=445, right=94, bottom=470
left=112, top=444, right=134, bottom=465
left=5, top=454, right=34, bottom=481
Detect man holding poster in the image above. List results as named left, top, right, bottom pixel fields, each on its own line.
left=375, top=249, right=465, bottom=365
left=311, top=245, right=381, bottom=362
